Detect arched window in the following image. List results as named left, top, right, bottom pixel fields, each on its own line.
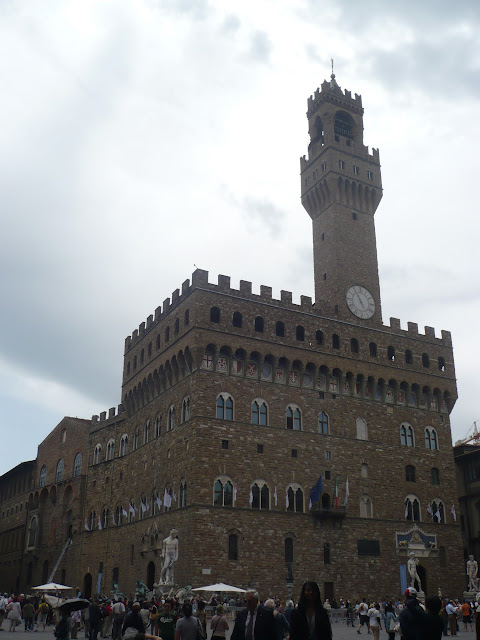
left=120, top=434, right=128, bottom=457
left=210, top=307, right=220, bottom=323
left=128, top=499, right=136, bottom=522
left=405, top=349, right=413, bottom=364
left=165, top=327, right=170, bottom=342
left=93, top=444, right=102, bottom=465
left=286, top=405, right=301, bottom=431
left=387, top=346, right=395, bottom=361
left=425, top=427, right=438, bottom=450
left=369, top=342, right=377, bottom=358
left=316, top=330, right=323, bottom=345
left=276, top=321, right=285, bottom=337
left=156, top=335, right=161, bottom=351
left=228, top=533, right=238, bottom=561
left=179, top=481, right=187, bottom=508
left=144, top=420, right=150, bottom=444
left=106, top=440, right=115, bottom=461
left=431, top=467, right=440, bottom=485
left=286, top=485, right=304, bottom=513
left=400, top=423, right=414, bottom=447
left=255, top=316, right=264, bottom=332
left=73, top=452, right=82, bottom=477
left=321, top=493, right=330, bottom=510
left=182, top=397, right=191, bottom=422
left=405, top=495, right=421, bottom=521
left=115, top=505, right=123, bottom=525
left=56, top=459, right=64, bottom=483
left=140, top=348, right=145, bottom=364
left=89, top=510, right=96, bottom=530
left=167, top=406, right=176, bottom=431
left=27, top=516, right=38, bottom=547
left=361, top=463, right=368, bottom=478
left=251, top=400, right=268, bottom=425
left=134, top=429, right=139, bottom=450
left=133, top=355, right=137, bottom=371
left=216, top=394, right=233, bottom=420
left=296, top=326, right=305, bottom=341
left=251, top=482, right=270, bottom=510
left=334, top=110, right=354, bottom=139
left=359, top=496, right=373, bottom=518
left=39, top=465, right=47, bottom=488
left=351, top=338, right=359, bottom=353
left=356, top=417, right=368, bottom=440
left=174, top=318, right=179, bottom=335
left=438, top=357, right=445, bottom=372
left=422, top=353, right=430, bottom=368
left=102, top=508, right=109, bottom=529
left=213, top=479, right=234, bottom=507
left=324, top=542, right=331, bottom=565
left=285, top=537, right=293, bottom=563
left=232, top=312, right=242, bottom=328
left=332, top=334, right=340, bottom=349
left=318, top=412, right=329, bottom=434
left=431, top=500, right=445, bottom=523
left=155, top=413, right=162, bottom=438
left=148, top=342, right=152, bottom=357
left=406, top=465, right=416, bottom=482
left=184, top=309, right=190, bottom=326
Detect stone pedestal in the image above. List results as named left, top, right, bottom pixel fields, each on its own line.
left=463, top=590, right=478, bottom=601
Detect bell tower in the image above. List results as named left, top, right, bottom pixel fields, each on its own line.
left=301, top=74, right=383, bottom=324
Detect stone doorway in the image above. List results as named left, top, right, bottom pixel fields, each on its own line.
left=417, top=564, right=427, bottom=595
left=83, top=572, right=92, bottom=599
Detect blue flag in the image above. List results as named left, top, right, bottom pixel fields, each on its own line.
left=310, top=475, right=323, bottom=503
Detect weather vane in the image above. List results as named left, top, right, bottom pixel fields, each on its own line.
left=331, top=58, right=334, bottom=75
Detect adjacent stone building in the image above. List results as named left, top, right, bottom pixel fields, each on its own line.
left=0, top=75, right=464, bottom=600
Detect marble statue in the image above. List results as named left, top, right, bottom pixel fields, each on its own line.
left=407, top=551, right=422, bottom=591
left=467, top=554, right=479, bottom=591
left=160, top=528, right=179, bottom=585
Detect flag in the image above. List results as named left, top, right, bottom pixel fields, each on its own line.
left=156, top=496, right=162, bottom=510
left=85, top=519, right=90, bottom=531
left=141, top=501, right=147, bottom=513
left=404, top=502, right=409, bottom=519
left=98, top=516, right=103, bottom=530
left=145, top=500, right=150, bottom=511
left=426, top=503, right=433, bottom=516
left=173, top=490, right=177, bottom=502
left=112, top=512, right=116, bottom=526
left=122, top=507, right=128, bottom=518
left=435, top=509, right=441, bottom=523
left=233, top=484, right=237, bottom=502
left=164, top=491, right=172, bottom=508
left=285, top=492, right=289, bottom=509
left=451, top=504, right=457, bottom=522
left=309, top=498, right=312, bottom=510
left=344, top=477, right=349, bottom=508
left=249, top=489, right=253, bottom=505
left=309, top=475, right=323, bottom=503
left=274, top=487, right=278, bottom=507
left=129, top=503, right=135, bottom=514
left=334, top=477, right=338, bottom=509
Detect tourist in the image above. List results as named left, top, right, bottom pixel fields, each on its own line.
left=194, top=600, right=207, bottom=638
left=174, top=602, right=203, bottom=640
left=264, top=599, right=289, bottom=640
left=156, top=600, right=176, bottom=640
left=289, top=581, right=332, bottom=640
left=112, top=600, right=126, bottom=640
left=122, top=602, right=145, bottom=639
left=231, top=590, right=275, bottom=640
left=399, top=587, right=426, bottom=640
left=367, top=602, right=381, bottom=640
left=356, top=598, right=369, bottom=634
left=22, top=598, right=35, bottom=631
left=210, top=604, right=229, bottom=640
left=424, top=596, right=444, bottom=640
left=384, top=602, right=396, bottom=640
left=461, top=599, right=473, bottom=632
left=6, top=596, right=22, bottom=632
left=445, top=600, right=458, bottom=636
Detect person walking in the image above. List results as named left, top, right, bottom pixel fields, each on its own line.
left=210, top=605, right=229, bottom=640
left=22, top=598, right=35, bottom=631
left=6, top=596, right=22, bottom=632
left=384, top=602, right=396, bottom=640
left=367, top=603, right=381, bottom=640
left=264, top=600, right=289, bottom=640
left=175, top=602, right=204, bottom=640
left=399, top=587, right=427, bottom=640
left=289, top=581, right=332, bottom=640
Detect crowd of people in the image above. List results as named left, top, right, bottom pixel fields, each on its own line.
left=0, top=582, right=479, bottom=640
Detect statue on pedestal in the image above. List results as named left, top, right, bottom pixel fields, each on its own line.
left=160, top=528, right=179, bottom=585
left=407, top=551, right=422, bottom=591
left=467, top=554, right=479, bottom=591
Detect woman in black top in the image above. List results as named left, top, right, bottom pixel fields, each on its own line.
left=290, top=582, right=332, bottom=640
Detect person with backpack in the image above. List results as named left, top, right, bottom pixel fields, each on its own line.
left=399, top=587, right=427, bottom=640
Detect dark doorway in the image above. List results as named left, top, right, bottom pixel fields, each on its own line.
left=83, top=573, right=92, bottom=599
left=324, top=581, right=334, bottom=602
left=417, top=564, right=427, bottom=595
left=147, top=561, right=155, bottom=591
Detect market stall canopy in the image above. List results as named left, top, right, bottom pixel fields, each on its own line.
left=192, top=582, right=246, bottom=593
left=32, top=583, right=73, bottom=591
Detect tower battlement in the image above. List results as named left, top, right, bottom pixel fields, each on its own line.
left=307, top=81, right=363, bottom=113
left=91, top=404, right=125, bottom=428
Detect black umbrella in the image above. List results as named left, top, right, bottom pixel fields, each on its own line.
left=57, top=598, right=90, bottom=613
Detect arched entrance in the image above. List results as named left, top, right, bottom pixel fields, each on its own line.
left=147, top=561, right=155, bottom=591
left=83, top=573, right=92, bottom=599
left=417, top=564, right=427, bottom=595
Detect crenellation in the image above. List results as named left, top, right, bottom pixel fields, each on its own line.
left=163, top=298, right=170, bottom=314
left=92, top=415, right=99, bottom=423
left=408, top=322, right=418, bottom=335
left=390, top=317, right=401, bottom=330
left=171, top=288, right=180, bottom=305
left=260, top=285, right=272, bottom=300
left=441, top=330, right=452, bottom=345
left=139, top=322, right=145, bottom=336
left=132, top=329, right=138, bottom=341
left=108, top=407, right=115, bottom=418
left=300, top=295, right=312, bottom=308
left=146, top=314, right=153, bottom=329
left=155, top=306, right=161, bottom=322
left=100, top=411, right=106, bottom=421
left=425, top=326, right=436, bottom=339
left=218, top=274, right=231, bottom=290
left=281, top=290, right=292, bottom=304
left=192, top=268, right=209, bottom=286
left=182, top=279, right=190, bottom=294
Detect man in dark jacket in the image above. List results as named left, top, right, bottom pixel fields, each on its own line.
left=88, top=601, right=102, bottom=640
left=231, top=590, right=275, bottom=640
left=399, top=587, right=426, bottom=640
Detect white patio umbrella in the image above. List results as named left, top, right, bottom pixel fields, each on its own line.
left=32, top=583, right=73, bottom=591
left=192, top=582, right=246, bottom=593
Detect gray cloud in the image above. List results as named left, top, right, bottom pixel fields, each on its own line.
left=220, top=186, right=286, bottom=237
left=247, top=30, right=272, bottom=64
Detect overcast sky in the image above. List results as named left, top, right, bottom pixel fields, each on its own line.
left=1, top=0, right=479, bottom=476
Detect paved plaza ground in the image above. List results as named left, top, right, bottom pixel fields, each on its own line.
left=0, top=622, right=477, bottom=640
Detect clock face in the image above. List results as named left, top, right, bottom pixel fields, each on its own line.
left=346, top=285, right=375, bottom=319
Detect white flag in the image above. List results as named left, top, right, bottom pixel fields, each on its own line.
left=426, top=503, right=433, bottom=516
left=286, top=493, right=289, bottom=509
left=85, top=518, right=90, bottom=531
left=98, top=516, right=103, bottom=530
left=233, top=485, right=237, bottom=502
left=156, top=497, right=162, bottom=510
left=145, top=500, right=150, bottom=511
left=435, top=509, right=441, bottom=522
left=309, top=498, right=312, bottom=510
left=451, top=504, right=457, bottom=522
left=249, top=489, right=253, bottom=505
left=404, top=502, right=409, bottom=519
left=122, top=507, right=128, bottom=518
left=173, top=490, right=177, bottom=502
left=129, top=503, right=135, bottom=514
left=141, top=501, right=147, bottom=513
left=274, top=487, right=278, bottom=507
left=164, top=491, right=172, bottom=508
